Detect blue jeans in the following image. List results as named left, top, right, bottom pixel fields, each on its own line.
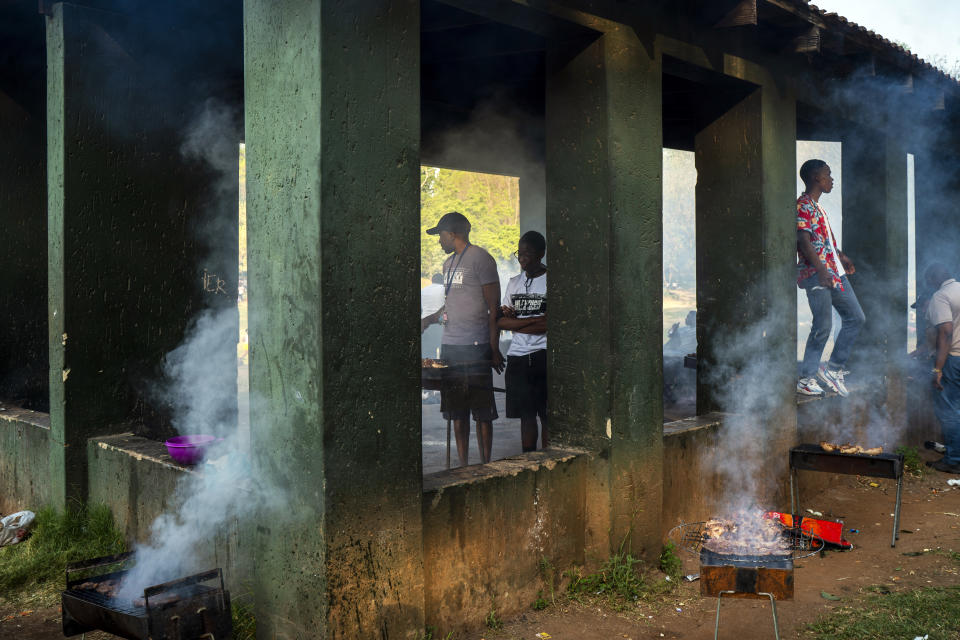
left=934, top=355, right=960, bottom=466
left=799, top=274, right=866, bottom=378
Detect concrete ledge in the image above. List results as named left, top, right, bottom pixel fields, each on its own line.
left=663, top=411, right=726, bottom=437
left=0, top=402, right=51, bottom=513
left=423, top=447, right=589, bottom=493
left=0, top=403, right=51, bottom=429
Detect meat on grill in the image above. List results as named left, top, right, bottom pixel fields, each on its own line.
left=77, top=579, right=120, bottom=596
left=820, top=441, right=882, bottom=455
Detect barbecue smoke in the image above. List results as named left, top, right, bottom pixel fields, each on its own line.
left=118, top=102, right=263, bottom=599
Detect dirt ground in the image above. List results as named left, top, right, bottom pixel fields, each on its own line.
left=464, top=454, right=960, bottom=640
left=2, top=452, right=959, bottom=640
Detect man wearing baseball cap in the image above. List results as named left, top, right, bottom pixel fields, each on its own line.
left=422, top=211, right=504, bottom=466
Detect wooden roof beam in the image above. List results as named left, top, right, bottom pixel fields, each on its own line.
left=714, top=0, right=757, bottom=28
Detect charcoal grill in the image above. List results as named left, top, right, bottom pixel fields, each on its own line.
left=421, top=359, right=505, bottom=469
left=62, top=552, right=232, bottom=639
left=669, top=520, right=823, bottom=640
left=789, top=443, right=904, bottom=547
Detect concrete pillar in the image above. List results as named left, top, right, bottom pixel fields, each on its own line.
left=546, top=26, right=664, bottom=558
left=244, top=0, right=424, bottom=636
left=693, top=80, right=798, bottom=489
left=842, top=130, right=908, bottom=423
left=46, top=4, right=234, bottom=506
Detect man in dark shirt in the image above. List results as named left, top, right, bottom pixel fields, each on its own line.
left=422, top=212, right=504, bottom=465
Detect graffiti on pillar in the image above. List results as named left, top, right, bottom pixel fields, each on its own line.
left=202, top=270, right=228, bottom=295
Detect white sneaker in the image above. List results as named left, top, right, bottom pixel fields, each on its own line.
left=797, top=377, right=824, bottom=395
left=817, top=366, right=849, bottom=397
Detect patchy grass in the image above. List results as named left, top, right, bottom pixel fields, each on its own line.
left=0, top=504, right=124, bottom=607
left=484, top=602, right=503, bottom=630
left=806, top=586, right=960, bottom=640
left=896, top=445, right=925, bottom=477
left=659, top=542, right=682, bottom=581
left=231, top=588, right=256, bottom=640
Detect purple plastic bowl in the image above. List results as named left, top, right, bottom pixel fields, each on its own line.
left=165, top=435, right=218, bottom=465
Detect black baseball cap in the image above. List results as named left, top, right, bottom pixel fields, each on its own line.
left=426, top=211, right=471, bottom=235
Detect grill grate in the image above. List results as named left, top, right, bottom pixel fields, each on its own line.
left=668, top=520, right=823, bottom=565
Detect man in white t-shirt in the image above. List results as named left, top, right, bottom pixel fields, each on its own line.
left=923, top=262, right=960, bottom=474
left=498, top=231, right=547, bottom=452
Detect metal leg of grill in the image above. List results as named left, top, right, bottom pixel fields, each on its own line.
left=789, top=468, right=798, bottom=520
left=715, top=591, right=780, bottom=640
left=892, top=474, right=903, bottom=547
left=445, top=418, right=451, bottom=470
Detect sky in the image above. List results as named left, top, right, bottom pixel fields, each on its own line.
left=811, top=0, right=960, bottom=73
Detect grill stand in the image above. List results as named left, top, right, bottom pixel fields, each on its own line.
left=715, top=590, right=779, bottom=640
left=789, top=444, right=904, bottom=547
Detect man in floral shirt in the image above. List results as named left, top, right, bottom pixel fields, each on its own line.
left=796, top=159, right=865, bottom=396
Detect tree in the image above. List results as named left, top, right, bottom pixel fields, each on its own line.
left=420, top=167, right=520, bottom=277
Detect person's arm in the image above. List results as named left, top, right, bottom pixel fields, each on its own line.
left=420, top=306, right=444, bottom=334
left=498, top=313, right=535, bottom=331
left=797, top=230, right=833, bottom=288
left=933, top=321, right=953, bottom=390
left=512, top=315, right=546, bottom=335
left=482, top=282, right=505, bottom=373
left=837, top=250, right=856, bottom=274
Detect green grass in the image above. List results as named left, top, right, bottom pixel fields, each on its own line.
left=484, top=602, right=503, bottom=630
left=231, top=599, right=256, bottom=640
left=658, top=542, right=682, bottom=581
left=806, top=586, right=960, bottom=639
left=896, top=445, right=925, bottom=477
left=0, top=504, right=124, bottom=606
left=566, top=550, right=647, bottom=607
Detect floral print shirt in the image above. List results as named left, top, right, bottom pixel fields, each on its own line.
left=796, top=193, right=844, bottom=291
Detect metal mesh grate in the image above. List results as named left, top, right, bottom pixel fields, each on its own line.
left=64, top=588, right=145, bottom=616
left=668, top=521, right=823, bottom=564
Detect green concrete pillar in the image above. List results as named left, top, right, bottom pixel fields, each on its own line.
left=546, top=26, right=664, bottom=558
left=842, top=131, right=908, bottom=421
left=46, top=4, right=231, bottom=507
left=244, top=0, right=423, bottom=636
left=693, top=81, right=798, bottom=485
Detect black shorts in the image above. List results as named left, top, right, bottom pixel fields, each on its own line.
left=505, top=349, right=547, bottom=419
left=440, top=344, right=499, bottom=422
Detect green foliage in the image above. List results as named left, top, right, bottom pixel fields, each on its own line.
left=484, top=602, right=503, bottom=630
left=566, top=550, right=646, bottom=605
left=230, top=582, right=256, bottom=640
left=420, top=166, right=520, bottom=278
left=532, top=590, right=549, bottom=610
left=806, top=586, right=960, bottom=639
left=658, top=541, right=682, bottom=580
left=0, top=504, right=124, bottom=605
left=417, top=629, right=455, bottom=640
left=537, top=556, right=556, bottom=608
left=895, top=445, right=924, bottom=477
left=232, top=599, right=256, bottom=640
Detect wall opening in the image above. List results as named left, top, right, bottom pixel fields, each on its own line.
left=238, top=142, right=249, bottom=451
left=662, top=148, right=697, bottom=421
left=796, top=140, right=843, bottom=368
left=421, top=166, right=542, bottom=474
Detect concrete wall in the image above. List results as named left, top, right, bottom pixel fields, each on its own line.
left=422, top=450, right=592, bottom=634
left=86, top=434, right=250, bottom=591
left=0, top=408, right=52, bottom=515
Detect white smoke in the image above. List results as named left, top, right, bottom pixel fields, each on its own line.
left=118, top=99, right=267, bottom=599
